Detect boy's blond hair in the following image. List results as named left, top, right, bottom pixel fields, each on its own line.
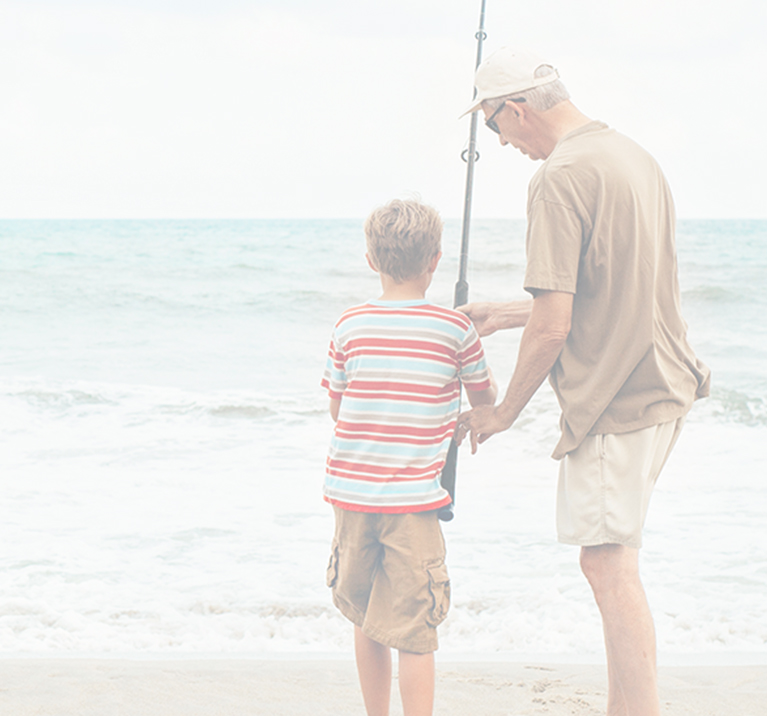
left=364, top=199, right=442, bottom=283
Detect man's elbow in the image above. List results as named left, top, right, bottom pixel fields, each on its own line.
left=529, top=291, right=573, bottom=348
left=545, top=322, right=571, bottom=347
left=530, top=311, right=570, bottom=343
left=526, top=322, right=569, bottom=359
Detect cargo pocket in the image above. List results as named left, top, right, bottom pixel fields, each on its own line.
left=424, top=560, right=451, bottom=627
left=325, top=540, right=340, bottom=589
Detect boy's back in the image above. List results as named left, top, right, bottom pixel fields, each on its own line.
left=322, top=298, right=491, bottom=513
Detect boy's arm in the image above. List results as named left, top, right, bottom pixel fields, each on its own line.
left=329, top=398, right=341, bottom=422
left=322, top=326, right=345, bottom=422
left=465, top=367, right=497, bottom=408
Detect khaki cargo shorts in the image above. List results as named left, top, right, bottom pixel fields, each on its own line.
left=557, top=417, right=685, bottom=549
left=326, top=506, right=450, bottom=654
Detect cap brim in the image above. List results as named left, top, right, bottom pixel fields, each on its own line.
left=458, top=67, right=561, bottom=119
left=459, top=97, right=484, bottom=119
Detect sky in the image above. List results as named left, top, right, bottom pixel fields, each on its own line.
left=0, top=0, right=765, bottom=219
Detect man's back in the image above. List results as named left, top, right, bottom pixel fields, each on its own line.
left=524, top=121, right=710, bottom=457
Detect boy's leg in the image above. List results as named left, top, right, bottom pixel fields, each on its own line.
left=350, top=511, right=446, bottom=716
left=398, top=650, right=434, bottom=716
left=355, top=625, right=392, bottom=716
left=328, top=509, right=391, bottom=714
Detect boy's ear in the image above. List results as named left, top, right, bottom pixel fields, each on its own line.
left=428, top=251, right=442, bottom=273
left=365, top=253, right=379, bottom=273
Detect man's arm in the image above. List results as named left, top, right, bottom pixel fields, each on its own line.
left=457, top=300, right=533, bottom=337
left=456, top=291, right=573, bottom=453
left=329, top=398, right=341, bottom=422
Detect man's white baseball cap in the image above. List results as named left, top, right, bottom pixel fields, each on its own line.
left=460, top=47, right=560, bottom=117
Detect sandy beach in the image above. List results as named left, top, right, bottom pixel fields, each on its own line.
left=1, top=658, right=765, bottom=715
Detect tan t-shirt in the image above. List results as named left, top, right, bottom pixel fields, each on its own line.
left=524, top=121, right=711, bottom=459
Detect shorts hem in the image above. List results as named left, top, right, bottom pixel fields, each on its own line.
left=332, top=593, right=439, bottom=653
left=557, top=534, right=642, bottom=549
left=362, top=622, right=438, bottom=655
left=332, top=592, right=365, bottom=628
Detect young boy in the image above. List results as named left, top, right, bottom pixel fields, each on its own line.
left=321, top=199, right=497, bottom=716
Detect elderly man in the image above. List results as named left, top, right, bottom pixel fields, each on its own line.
left=455, top=48, right=710, bottom=716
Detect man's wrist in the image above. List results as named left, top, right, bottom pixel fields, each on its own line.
left=494, top=400, right=518, bottom=430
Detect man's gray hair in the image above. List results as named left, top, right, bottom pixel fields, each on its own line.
left=486, top=65, right=570, bottom=112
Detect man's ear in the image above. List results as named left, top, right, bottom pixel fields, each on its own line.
left=508, top=100, right=526, bottom=123
left=365, top=253, right=379, bottom=273
left=428, top=251, right=442, bottom=273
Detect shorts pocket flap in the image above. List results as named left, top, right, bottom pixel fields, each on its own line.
left=326, top=540, right=340, bottom=588
left=425, top=560, right=450, bottom=627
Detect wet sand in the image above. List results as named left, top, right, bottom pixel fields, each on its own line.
left=1, top=658, right=765, bottom=715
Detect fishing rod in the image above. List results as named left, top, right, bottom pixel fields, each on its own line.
left=438, top=0, right=487, bottom=522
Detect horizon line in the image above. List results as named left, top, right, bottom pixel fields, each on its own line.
left=1, top=216, right=765, bottom=222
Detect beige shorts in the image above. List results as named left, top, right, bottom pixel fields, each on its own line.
left=326, top=506, right=450, bottom=654
left=557, top=417, right=685, bottom=549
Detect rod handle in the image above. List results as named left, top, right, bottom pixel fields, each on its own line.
left=438, top=439, right=459, bottom=522
left=454, top=280, right=469, bottom=310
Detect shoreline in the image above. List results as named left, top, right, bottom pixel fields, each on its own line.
left=1, top=658, right=765, bottom=715
left=2, top=650, right=766, bottom=666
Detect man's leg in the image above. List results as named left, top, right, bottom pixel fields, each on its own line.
left=605, top=646, right=628, bottom=715
left=398, top=650, right=435, bottom=716
left=580, top=544, right=659, bottom=716
left=355, top=625, right=392, bottom=716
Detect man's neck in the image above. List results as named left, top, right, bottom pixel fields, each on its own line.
left=536, top=101, right=593, bottom=158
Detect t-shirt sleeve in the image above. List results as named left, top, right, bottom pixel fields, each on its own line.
left=320, top=329, right=346, bottom=399
left=457, top=324, right=491, bottom=391
left=524, top=198, right=583, bottom=295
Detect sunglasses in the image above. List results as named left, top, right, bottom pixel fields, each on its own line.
left=485, top=98, right=526, bottom=134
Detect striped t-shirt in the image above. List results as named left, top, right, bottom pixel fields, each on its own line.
left=321, top=299, right=491, bottom=513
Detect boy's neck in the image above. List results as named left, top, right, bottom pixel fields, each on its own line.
left=378, top=273, right=431, bottom=301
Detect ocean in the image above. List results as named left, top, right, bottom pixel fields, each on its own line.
left=1, top=218, right=765, bottom=661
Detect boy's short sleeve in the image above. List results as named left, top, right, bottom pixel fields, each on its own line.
left=457, top=324, right=491, bottom=391
left=320, top=329, right=347, bottom=399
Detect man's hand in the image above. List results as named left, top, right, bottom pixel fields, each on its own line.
left=457, top=300, right=533, bottom=337
left=455, top=404, right=513, bottom=454
left=457, top=302, right=504, bottom=337
left=455, top=291, right=571, bottom=455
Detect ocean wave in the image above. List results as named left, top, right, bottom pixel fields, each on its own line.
left=156, top=401, right=279, bottom=421
left=6, top=377, right=764, bottom=433
left=208, top=405, right=279, bottom=420
left=13, top=388, right=115, bottom=410
left=3, top=380, right=326, bottom=427
left=682, top=285, right=743, bottom=303
left=3, top=592, right=764, bottom=656
left=465, top=259, right=527, bottom=274
left=703, top=388, right=767, bottom=427
left=245, top=288, right=355, bottom=310
left=199, top=399, right=326, bottom=422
